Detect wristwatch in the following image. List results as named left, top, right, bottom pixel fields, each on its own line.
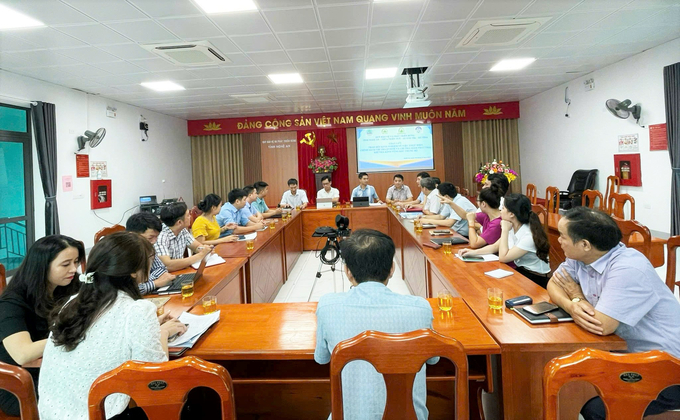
left=571, top=297, right=582, bottom=303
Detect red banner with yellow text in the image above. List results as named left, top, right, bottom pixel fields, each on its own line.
left=187, top=101, right=519, bottom=136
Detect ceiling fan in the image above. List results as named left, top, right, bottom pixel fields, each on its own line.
left=605, top=99, right=642, bottom=126
left=76, top=128, right=106, bottom=152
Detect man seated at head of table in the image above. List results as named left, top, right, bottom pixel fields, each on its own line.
left=242, top=186, right=264, bottom=223
left=280, top=178, right=309, bottom=209
left=385, top=173, right=412, bottom=204
left=420, top=182, right=476, bottom=236
left=351, top=172, right=382, bottom=204
left=126, top=212, right=176, bottom=295
left=217, top=188, right=264, bottom=236
left=547, top=207, right=680, bottom=420
left=317, top=175, right=340, bottom=204
left=155, top=202, right=212, bottom=272
left=252, top=181, right=283, bottom=219
left=314, top=229, right=437, bottom=419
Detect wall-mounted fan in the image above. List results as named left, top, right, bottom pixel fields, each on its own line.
left=605, top=99, right=642, bottom=125
left=76, top=128, right=106, bottom=152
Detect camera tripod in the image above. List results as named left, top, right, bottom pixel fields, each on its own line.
left=308, top=234, right=343, bottom=301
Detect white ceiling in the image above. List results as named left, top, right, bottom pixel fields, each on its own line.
left=0, top=0, right=679, bottom=120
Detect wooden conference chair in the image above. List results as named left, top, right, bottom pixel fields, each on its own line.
left=93, top=224, right=125, bottom=244
left=609, top=192, right=635, bottom=220
left=581, top=189, right=604, bottom=210
left=531, top=204, right=549, bottom=235
left=666, top=235, right=680, bottom=292
left=88, top=356, right=236, bottom=420
left=526, top=183, right=537, bottom=205
left=0, top=362, right=38, bottom=420
left=0, top=263, right=6, bottom=294
left=603, top=175, right=620, bottom=213
left=544, top=348, right=680, bottom=420
left=612, top=217, right=652, bottom=261
left=189, top=206, right=201, bottom=228
left=330, top=329, right=469, bottom=420
left=545, top=186, right=560, bottom=214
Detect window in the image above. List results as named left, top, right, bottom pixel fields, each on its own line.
left=0, top=104, right=34, bottom=274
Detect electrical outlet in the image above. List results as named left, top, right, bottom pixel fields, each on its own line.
left=73, top=193, right=84, bottom=200
left=584, top=78, right=594, bottom=91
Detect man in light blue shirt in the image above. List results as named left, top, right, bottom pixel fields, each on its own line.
left=242, top=185, right=263, bottom=223
left=216, top=188, right=264, bottom=236
left=547, top=207, right=680, bottom=420
left=420, top=182, right=477, bottom=236
left=315, top=229, right=436, bottom=419
left=351, top=172, right=381, bottom=203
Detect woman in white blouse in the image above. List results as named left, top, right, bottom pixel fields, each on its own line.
left=38, top=232, right=187, bottom=420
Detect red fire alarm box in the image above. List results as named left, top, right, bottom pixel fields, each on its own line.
left=90, top=179, right=112, bottom=209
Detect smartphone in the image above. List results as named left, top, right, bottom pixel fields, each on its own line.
left=462, top=255, right=485, bottom=262
left=432, top=230, right=451, bottom=234
left=237, top=235, right=246, bottom=240
left=524, top=302, right=559, bottom=315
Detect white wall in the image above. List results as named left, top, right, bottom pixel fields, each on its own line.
left=519, top=37, right=679, bottom=235
left=0, top=70, right=192, bottom=249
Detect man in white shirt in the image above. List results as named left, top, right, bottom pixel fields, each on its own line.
left=386, top=174, right=412, bottom=204
left=280, top=178, right=308, bottom=209
left=401, top=171, right=430, bottom=209
left=420, top=177, right=440, bottom=215
left=420, top=183, right=477, bottom=236
left=317, top=175, right=340, bottom=203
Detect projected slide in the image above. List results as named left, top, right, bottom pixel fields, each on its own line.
left=356, top=124, right=434, bottom=172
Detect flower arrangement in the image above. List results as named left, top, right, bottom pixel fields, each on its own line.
left=474, top=159, right=518, bottom=184
left=309, top=156, right=338, bottom=173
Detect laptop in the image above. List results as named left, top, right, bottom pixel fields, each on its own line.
left=317, top=197, right=333, bottom=209
left=157, top=252, right=210, bottom=295
left=352, top=196, right=369, bottom=207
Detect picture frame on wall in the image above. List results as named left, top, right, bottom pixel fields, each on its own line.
left=613, top=153, right=642, bottom=187
left=90, top=179, right=112, bottom=209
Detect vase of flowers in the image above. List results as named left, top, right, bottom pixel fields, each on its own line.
left=475, top=160, right=518, bottom=185
left=309, top=156, right=338, bottom=174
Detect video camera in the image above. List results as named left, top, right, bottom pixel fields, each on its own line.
left=312, top=215, right=350, bottom=272
left=312, top=214, right=351, bottom=239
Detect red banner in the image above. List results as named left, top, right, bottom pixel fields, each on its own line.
left=187, top=101, right=519, bottom=136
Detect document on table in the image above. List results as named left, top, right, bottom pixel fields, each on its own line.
left=369, top=202, right=383, bottom=206
left=454, top=254, right=500, bottom=262
left=237, top=232, right=257, bottom=241
left=191, top=253, right=225, bottom=269
left=399, top=212, right=423, bottom=219
left=169, top=311, right=220, bottom=348
left=484, top=269, right=514, bottom=279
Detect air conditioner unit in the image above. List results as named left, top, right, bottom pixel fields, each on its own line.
left=230, top=93, right=275, bottom=104
left=456, top=18, right=551, bottom=48
left=141, top=40, right=230, bottom=66
left=429, top=81, right=466, bottom=94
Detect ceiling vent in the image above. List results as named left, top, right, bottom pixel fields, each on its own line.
left=456, top=18, right=551, bottom=48
left=230, top=93, right=275, bottom=104
left=141, top=40, right=230, bottom=66
left=429, top=81, right=466, bottom=94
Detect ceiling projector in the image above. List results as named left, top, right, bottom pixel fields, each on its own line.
left=403, top=67, right=431, bottom=108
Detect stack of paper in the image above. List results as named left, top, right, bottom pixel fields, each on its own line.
left=191, top=253, right=225, bottom=269
left=399, top=212, right=423, bottom=219
left=168, top=311, right=220, bottom=348
left=484, top=269, right=514, bottom=279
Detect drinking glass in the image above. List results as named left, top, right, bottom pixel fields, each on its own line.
left=295, top=205, right=301, bottom=211
left=437, top=290, right=453, bottom=312
left=202, top=295, right=217, bottom=314
left=246, top=239, right=255, bottom=251
left=181, top=278, right=194, bottom=298
left=442, top=241, right=452, bottom=255
left=155, top=302, right=165, bottom=316
left=487, top=288, right=503, bottom=310
left=269, top=221, right=275, bottom=230
left=414, top=219, right=423, bottom=233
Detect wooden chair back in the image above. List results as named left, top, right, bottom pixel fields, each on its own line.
left=581, top=189, right=603, bottom=210
left=544, top=348, right=680, bottom=420
left=666, top=235, right=680, bottom=292
left=189, top=206, right=202, bottom=228
left=88, top=356, right=235, bottom=420
left=460, top=187, right=470, bottom=197
left=330, top=329, right=468, bottom=420
left=612, top=217, right=651, bottom=260
left=0, top=263, right=5, bottom=294
left=609, top=192, right=635, bottom=220
left=604, top=175, right=620, bottom=212
left=526, top=183, right=537, bottom=204
left=93, top=224, right=125, bottom=244
left=531, top=204, right=549, bottom=235
left=545, top=186, right=560, bottom=214
left=0, top=362, right=38, bottom=420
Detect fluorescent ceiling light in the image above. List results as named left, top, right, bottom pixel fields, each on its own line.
left=490, top=58, right=536, bottom=72
left=140, top=81, right=186, bottom=92
left=194, top=0, right=257, bottom=14
left=268, top=73, right=303, bottom=84
left=366, top=67, right=397, bottom=80
left=0, top=5, right=45, bottom=30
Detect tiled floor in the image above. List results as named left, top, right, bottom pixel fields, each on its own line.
left=273, top=251, right=412, bottom=303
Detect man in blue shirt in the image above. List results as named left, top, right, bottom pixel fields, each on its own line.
left=420, top=182, right=477, bottom=236
left=314, top=229, right=436, bottom=419
left=216, top=188, right=264, bottom=236
left=548, top=207, right=680, bottom=420
left=242, top=185, right=264, bottom=223
left=351, top=172, right=382, bottom=204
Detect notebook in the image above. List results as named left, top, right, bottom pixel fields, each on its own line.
left=512, top=306, right=573, bottom=324
left=484, top=269, right=514, bottom=278
left=430, top=236, right=468, bottom=245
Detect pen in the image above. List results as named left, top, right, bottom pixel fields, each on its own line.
left=168, top=323, right=189, bottom=342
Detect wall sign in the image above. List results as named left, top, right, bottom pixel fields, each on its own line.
left=187, top=102, right=520, bottom=135
left=90, top=179, right=112, bottom=209
left=90, top=161, right=108, bottom=178
left=649, top=123, right=668, bottom=151
left=618, top=133, right=639, bottom=152
left=62, top=175, right=73, bottom=192
left=76, top=154, right=89, bottom=178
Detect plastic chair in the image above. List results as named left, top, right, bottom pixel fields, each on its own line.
left=93, top=224, right=125, bottom=244
left=0, top=362, right=38, bottom=420
left=666, top=235, right=680, bottom=292
left=582, top=189, right=604, bottom=210
left=612, top=217, right=651, bottom=261
left=604, top=175, right=620, bottom=213
left=544, top=348, right=680, bottom=420
left=545, top=186, right=560, bottom=214
left=0, top=263, right=5, bottom=294
left=88, top=356, right=236, bottom=420
left=526, top=183, right=537, bottom=205
left=558, top=169, right=598, bottom=210
left=609, top=192, right=635, bottom=220
left=330, top=329, right=469, bottom=420
left=531, top=204, right=549, bottom=235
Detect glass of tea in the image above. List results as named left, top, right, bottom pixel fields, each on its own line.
left=246, top=239, right=255, bottom=251
left=437, top=290, right=453, bottom=312
left=442, top=241, right=452, bottom=255
left=202, top=295, right=217, bottom=314
left=269, top=221, right=275, bottom=230
left=181, top=278, right=194, bottom=298
left=487, top=288, right=503, bottom=310
left=413, top=219, right=423, bottom=233
left=295, top=205, right=301, bottom=211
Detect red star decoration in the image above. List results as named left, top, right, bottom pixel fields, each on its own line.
left=327, top=132, right=338, bottom=144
